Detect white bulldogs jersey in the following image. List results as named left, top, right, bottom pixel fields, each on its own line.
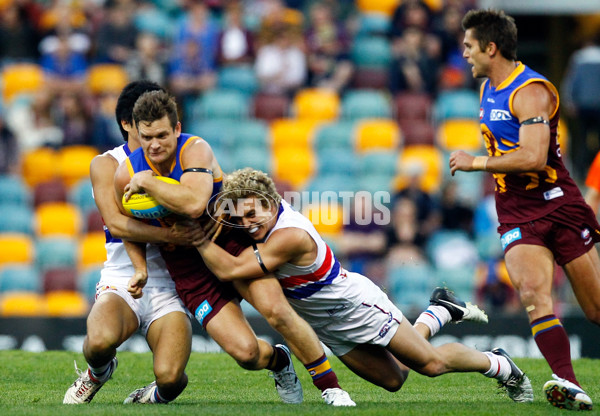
left=98, top=144, right=174, bottom=288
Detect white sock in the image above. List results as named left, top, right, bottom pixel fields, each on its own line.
left=483, top=352, right=511, bottom=381
left=414, top=305, right=452, bottom=337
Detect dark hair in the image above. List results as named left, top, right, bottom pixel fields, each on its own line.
left=115, top=80, right=164, bottom=141
left=462, top=9, right=518, bottom=61
left=132, top=90, right=179, bottom=130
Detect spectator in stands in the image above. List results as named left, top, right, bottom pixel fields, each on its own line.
left=216, top=1, right=255, bottom=67
left=0, top=2, right=40, bottom=67
left=168, top=37, right=216, bottom=100
left=6, top=88, right=63, bottom=151
left=255, top=0, right=303, bottom=47
left=304, top=1, right=353, bottom=93
left=389, top=25, right=439, bottom=95
left=93, top=3, right=138, bottom=64
left=389, top=0, right=432, bottom=39
left=55, top=91, right=93, bottom=147
left=255, top=25, right=307, bottom=96
left=0, top=106, right=18, bottom=174
left=39, top=32, right=88, bottom=94
left=438, top=180, right=474, bottom=236
left=562, top=31, right=600, bottom=180
left=336, top=193, right=387, bottom=277
left=91, top=92, right=124, bottom=153
left=125, top=31, right=167, bottom=85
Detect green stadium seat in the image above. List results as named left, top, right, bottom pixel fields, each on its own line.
left=231, top=146, right=272, bottom=174
left=314, top=121, right=356, bottom=153
left=342, top=90, right=392, bottom=120
left=0, top=175, right=31, bottom=206
left=79, top=266, right=101, bottom=301
left=0, top=265, right=40, bottom=293
left=217, top=65, right=259, bottom=97
left=433, top=89, right=480, bottom=123
left=0, top=204, right=34, bottom=235
left=388, top=263, right=435, bottom=312
left=69, top=179, right=97, bottom=216
left=192, top=89, right=250, bottom=120
left=35, top=236, right=78, bottom=272
left=358, top=152, right=398, bottom=177
left=351, top=36, right=392, bottom=68
left=316, top=149, right=358, bottom=177
left=229, top=119, right=270, bottom=148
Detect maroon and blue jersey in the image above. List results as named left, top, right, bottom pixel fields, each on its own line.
left=479, top=62, right=584, bottom=223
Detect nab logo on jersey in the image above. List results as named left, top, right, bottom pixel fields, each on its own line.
left=490, top=109, right=512, bottom=121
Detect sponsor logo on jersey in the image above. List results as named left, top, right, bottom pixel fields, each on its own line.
left=195, top=300, right=213, bottom=325
left=490, top=109, right=512, bottom=121
left=486, top=98, right=495, bottom=103
left=501, top=227, right=522, bottom=250
left=479, top=108, right=484, bottom=119
left=543, top=187, right=564, bottom=200
left=379, top=323, right=391, bottom=338
left=582, top=228, right=590, bottom=239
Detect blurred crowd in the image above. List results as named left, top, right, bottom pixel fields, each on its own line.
left=0, top=0, right=587, bottom=316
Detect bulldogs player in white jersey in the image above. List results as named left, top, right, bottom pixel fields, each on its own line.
left=190, top=168, right=534, bottom=404
left=64, top=81, right=194, bottom=405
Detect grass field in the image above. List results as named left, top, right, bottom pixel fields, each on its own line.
left=0, top=351, right=598, bottom=415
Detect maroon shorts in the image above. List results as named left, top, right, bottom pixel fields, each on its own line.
left=161, top=230, right=253, bottom=328
left=498, top=202, right=600, bottom=265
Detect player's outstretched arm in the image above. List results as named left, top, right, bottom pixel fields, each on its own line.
left=195, top=228, right=307, bottom=281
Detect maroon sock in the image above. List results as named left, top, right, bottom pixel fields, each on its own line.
left=266, top=345, right=290, bottom=372
left=531, top=314, right=579, bottom=386
left=304, top=354, right=341, bottom=392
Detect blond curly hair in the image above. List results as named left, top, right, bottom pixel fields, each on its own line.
left=222, top=168, right=282, bottom=208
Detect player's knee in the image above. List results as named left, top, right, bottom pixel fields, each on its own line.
left=382, top=373, right=407, bottom=392
left=261, top=302, right=294, bottom=332
left=84, top=332, right=119, bottom=354
left=154, top=363, right=186, bottom=388
left=418, top=359, right=446, bottom=378
left=229, top=341, right=261, bottom=369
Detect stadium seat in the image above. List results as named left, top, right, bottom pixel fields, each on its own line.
left=85, top=210, right=105, bottom=233
left=192, top=89, right=250, bottom=120
left=433, top=89, right=480, bottom=122
left=292, top=88, right=340, bottom=121
left=314, top=121, right=356, bottom=153
left=0, top=233, right=34, bottom=266
left=56, top=145, right=99, bottom=188
left=399, top=119, right=436, bottom=146
left=33, top=179, right=68, bottom=207
left=0, top=175, right=31, bottom=206
left=42, top=266, right=78, bottom=293
left=229, top=119, right=270, bottom=149
left=272, top=147, right=315, bottom=189
left=35, top=236, right=78, bottom=272
left=394, top=92, right=433, bottom=121
left=68, top=179, right=97, bottom=216
left=35, top=202, right=82, bottom=237
left=231, top=146, right=271, bottom=173
left=20, top=147, right=59, bottom=187
left=387, top=263, right=435, bottom=312
left=316, top=149, right=358, bottom=177
left=356, top=0, right=400, bottom=16
left=133, top=6, right=173, bottom=39
left=358, top=152, right=398, bottom=177
left=87, top=64, right=129, bottom=95
left=45, top=290, right=89, bottom=317
left=79, top=231, right=107, bottom=268
left=354, top=173, right=394, bottom=195
left=351, top=67, right=389, bottom=90
left=395, top=145, right=444, bottom=193
left=341, top=90, right=392, bottom=120
left=436, top=119, right=483, bottom=152
left=1, top=63, right=44, bottom=102
left=186, top=118, right=235, bottom=151
left=305, top=173, right=358, bottom=199
left=356, top=12, right=391, bottom=37
left=433, top=266, right=477, bottom=301
left=302, top=201, right=344, bottom=236
left=0, top=204, right=34, bottom=235
left=79, top=266, right=101, bottom=301
left=355, top=119, right=401, bottom=153
left=0, top=292, right=47, bottom=316
left=252, top=93, right=290, bottom=121
left=426, top=229, right=479, bottom=270
left=217, top=65, right=259, bottom=97
left=0, top=265, right=40, bottom=293
left=270, top=119, right=321, bottom=151
left=350, top=36, right=392, bottom=68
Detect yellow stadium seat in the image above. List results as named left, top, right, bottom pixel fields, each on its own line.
left=436, top=119, right=483, bottom=152
left=356, top=0, right=400, bottom=16
left=270, top=119, right=322, bottom=151
left=0, top=233, right=34, bottom=266
left=293, top=88, right=340, bottom=121
left=303, top=202, right=344, bottom=236
left=45, top=290, right=89, bottom=317
left=56, top=145, right=99, bottom=188
left=355, top=119, right=401, bottom=153
left=0, top=292, right=47, bottom=316
left=21, top=147, right=59, bottom=187
left=2, top=63, right=44, bottom=102
left=395, top=145, right=444, bottom=193
left=87, top=64, right=129, bottom=95
left=79, top=232, right=106, bottom=268
left=272, top=147, right=316, bottom=189
left=35, top=202, right=82, bottom=237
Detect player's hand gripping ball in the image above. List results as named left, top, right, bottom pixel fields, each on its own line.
left=122, top=176, right=179, bottom=219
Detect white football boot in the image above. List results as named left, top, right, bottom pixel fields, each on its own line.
left=322, top=388, right=356, bottom=406
left=430, top=287, right=488, bottom=324
left=63, top=357, right=118, bottom=404
left=124, top=381, right=159, bottom=404
left=491, top=348, right=534, bottom=403
left=544, top=374, right=593, bottom=411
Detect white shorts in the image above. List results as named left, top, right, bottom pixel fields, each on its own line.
left=288, top=271, right=403, bottom=356
left=95, top=282, right=190, bottom=335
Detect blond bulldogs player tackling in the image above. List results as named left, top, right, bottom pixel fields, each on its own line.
left=64, top=81, right=193, bottom=405
left=190, top=168, right=534, bottom=403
